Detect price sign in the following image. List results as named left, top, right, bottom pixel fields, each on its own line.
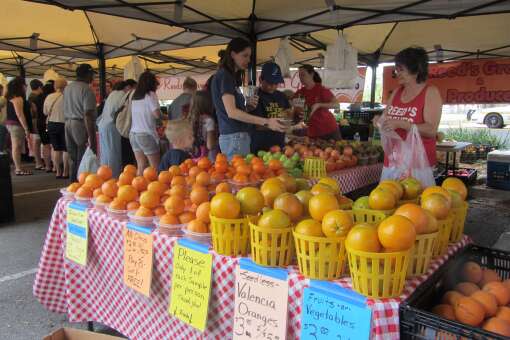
left=233, top=258, right=289, bottom=340
left=123, top=222, right=154, bottom=297
left=169, top=238, right=213, bottom=331
left=66, top=201, right=88, bottom=266
left=301, top=281, right=372, bottom=340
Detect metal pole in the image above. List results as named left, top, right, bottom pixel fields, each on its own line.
left=249, top=39, right=257, bottom=85
left=18, top=57, right=26, bottom=79
left=98, top=43, right=107, bottom=103
left=370, top=64, right=377, bottom=108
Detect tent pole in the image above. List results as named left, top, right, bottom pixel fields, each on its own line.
left=98, top=43, right=107, bottom=103
left=370, top=63, right=377, bottom=108
left=249, top=39, right=257, bottom=85
left=18, top=57, right=26, bottom=79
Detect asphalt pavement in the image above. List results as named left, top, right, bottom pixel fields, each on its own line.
left=0, top=161, right=509, bottom=339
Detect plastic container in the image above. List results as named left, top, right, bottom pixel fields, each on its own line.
left=127, top=211, right=154, bottom=227
left=182, top=227, right=212, bottom=245
left=227, top=180, right=261, bottom=194
left=74, top=196, right=92, bottom=208
left=303, top=158, right=326, bottom=179
left=351, top=208, right=389, bottom=225
left=154, top=218, right=184, bottom=237
left=400, top=244, right=510, bottom=340
left=346, top=245, right=412, bottom=298
left=210, top=215, right=251, bottom=256
left=293, top=231, right=347, bottom=280
left=433, top=214, right=453, bottom=257
left=106, top=206, right=128, bottom=221
left=60, top=188, right=75, bottom=201
left=449, top=202, right=468, bottom=243
left=249, top=223, right=293, bottom=267
left=92, top=198, right=109, bottom=211
left=407, top=231, right=438, bottom=277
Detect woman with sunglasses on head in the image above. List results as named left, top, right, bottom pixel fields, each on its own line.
left=210, top=37, right=286, bottom=159
left=374, top=47, right=443, bottom=180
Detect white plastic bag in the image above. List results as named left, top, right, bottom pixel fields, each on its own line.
left=380, top=124, right=435, bottom=188
left=78, top=147, right=99, bottom=176
left=274, top=37, right=293, bottom=77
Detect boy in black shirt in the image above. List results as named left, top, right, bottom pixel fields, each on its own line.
left=249, top=62, right=291, bottom=153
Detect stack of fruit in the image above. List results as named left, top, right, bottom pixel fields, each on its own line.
left=255, top=146, right=303, bottom=178
left=431, top=262, right=510, bottom=337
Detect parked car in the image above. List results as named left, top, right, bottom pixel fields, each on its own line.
left=469, top=106, right=510, bottom=128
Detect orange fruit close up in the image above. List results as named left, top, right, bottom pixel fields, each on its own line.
left=260, top=178, right=286, bottom=207
left=454, top=296, right=485, bottom=327
left=168, top=165, right=181, bottom=177
left=75, top=186, right=93, bottom=199
left=164, top=196, right=185, bottom=215
left=196, top=172, right=210, bottom=186
left=321, top=209, right=353, bottom=237
left=377, top=215, right=416, bottom=251
left=190, top=187, right=209, bottom=205
left=345, top=223, right=381, bottom=252
left=187, top=219, right=209, bottom=233
left=147, top=181, right=167, bottom=196
left=197, top=157, right=212, bottom=170
left=171, top=176, right=186, bottom=187
left=153, top=206, right=166, bottom=217
left=394, top=203, right=429, bottom=234
left=110, top=198, right=127, bottom=210
left=101, top=179, right=118, bottom=198
left=67, top=182, right=81, bottom=193
left=123, top=164, right=137, bottom=176
left=143, top=167, right=158, bottom=182
left=78, top=172, right=90, bottom=185
left=126, top=201, right=140, bottom=211
left=189, top=166, right=201, bottom=178
left=93, top=188, right=102, bottom=198
left=118, top=172, right=135, bottom=186
left=308, top=193, right=340, bottom=221
left=84, top=174, right=103, bottom=190
left=96, top=165, right=113, bottom=181
left=159, top=213, right=179, bottom=225
left=158, top=170, right=172, bottom=185
left=442, top=177, right=468, bottom=201
left=132, top=176, right=149, bottom=192
left=96, top=194, right=112, bottom=204
left=210, top=192, right=240, bottom=219
left=368, top=187, right=396, bottom=211
left=215, top=182, right=231, bottom=194
left=117, top=185, right=138, bottom=202
left=139, top=191, right=160, bottom=209
left=170, top=184, right=187, bottom=198
left=135, top=206, right=154, bottom=217
left=421, top=193, right=450, bottom=220
left=273, top=193, right=303, bottom=222
left=179, top=212, right=195, bottom=224
left=196, top=202, right=211, bottom=223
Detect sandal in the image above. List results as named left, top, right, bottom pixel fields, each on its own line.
left=35, top=166, right=45, bottom=171
left=15, top=170, right=33, bottom=176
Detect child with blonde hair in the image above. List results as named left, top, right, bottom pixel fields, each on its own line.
left=158, top=118, right=193, bottom=171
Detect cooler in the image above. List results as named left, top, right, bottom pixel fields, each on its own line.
left=0, top=154, right=14, bottom=223
left=487, top=150, right=510, bottom=191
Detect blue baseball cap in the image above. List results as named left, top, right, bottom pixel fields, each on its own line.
left=261, top=62, right=284, bottom=84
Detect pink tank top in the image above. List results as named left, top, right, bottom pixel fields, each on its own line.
left=384, top=86, right=436, bottom=166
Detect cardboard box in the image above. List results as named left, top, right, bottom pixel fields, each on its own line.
left=44, top=328, right=124, bottom=340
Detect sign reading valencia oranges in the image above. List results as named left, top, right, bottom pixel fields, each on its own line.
left=382, top=58, right=510, bottom=104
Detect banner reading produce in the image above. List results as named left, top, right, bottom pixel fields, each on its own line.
left=156, top=68, right=366, bottom=103
left=382, top=58, right=510, bottom=104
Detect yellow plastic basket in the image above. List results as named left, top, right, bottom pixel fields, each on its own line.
left=407, top=231, right=438, bottom=277
left=346, top=246, right=412, bottom=299
left=210, top=215, right=251, bottom=256
left=303, top=158, right=326, bottom=179
left=351, top=208, right=390, bottom=225
left=249, top=223, right=293, bottom=267
left=293, top=232, right=346, bottom=280
left=432, top=214, right=454, bottom=257
left=449, top=202, right=468, bottom=243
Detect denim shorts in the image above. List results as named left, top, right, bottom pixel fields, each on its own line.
left=219, top=132, right=251, bottom=160
left=129, top=132, right=159, bottom=155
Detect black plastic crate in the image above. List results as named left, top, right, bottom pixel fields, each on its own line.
left=400, top=244, right=510, bottom=340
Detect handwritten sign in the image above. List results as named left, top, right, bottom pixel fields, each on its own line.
left=123, top=223, right=154, bottom=297
left=66, top=202, right=88, bottom=266
left=169, top=238, right=213, bottom=331
left=301, top=281, right=372, bottom=340
left=233, top=258, right=289, bottom=340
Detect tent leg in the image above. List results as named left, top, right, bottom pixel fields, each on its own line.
left=18, top=57, right=26, bottom=79
left=98, top=43, right=107, bottom=104
left=370, top=64, right=377, bottom=108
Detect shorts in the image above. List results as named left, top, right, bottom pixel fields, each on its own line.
left=129, top=132, right=159, bottom=155
left=47, top=121, right=67, bottom=151
left=6, top=124, right=26, bottom=140
left=219, top=132, right=251, bottom=160
left=38, top=128, right=50, bottom=145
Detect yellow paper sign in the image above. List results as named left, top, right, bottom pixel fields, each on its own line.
left=169, top=240, right=213, bottom=331
left=123, top=223, right=154, bottom=297
left=66, top=202, right=88, bottom=266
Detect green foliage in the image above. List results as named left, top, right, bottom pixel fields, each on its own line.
left=444, top=127, right=509, bottom=149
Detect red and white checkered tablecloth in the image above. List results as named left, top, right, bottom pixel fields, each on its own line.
left=34, top=198, right=469, bottom=340
left=308, top=163, right=383, bottom=193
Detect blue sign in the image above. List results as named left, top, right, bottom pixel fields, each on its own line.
left=301, top=281, right=372, bottom=340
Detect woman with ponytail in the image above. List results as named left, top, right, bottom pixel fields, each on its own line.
left=210, top=37, right=285, bottom=159
left=294, top=64, right=340, bottom=140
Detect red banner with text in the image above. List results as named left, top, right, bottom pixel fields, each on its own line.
left=382, top=58, right=510, bottom=104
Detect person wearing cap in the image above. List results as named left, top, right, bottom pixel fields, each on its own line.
left=63, top=63, right=97, bottom=181
left=249, top=62, right=292, bottom=152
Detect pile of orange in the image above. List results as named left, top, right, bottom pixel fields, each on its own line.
left=431, top=261, right=510, bottom=336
